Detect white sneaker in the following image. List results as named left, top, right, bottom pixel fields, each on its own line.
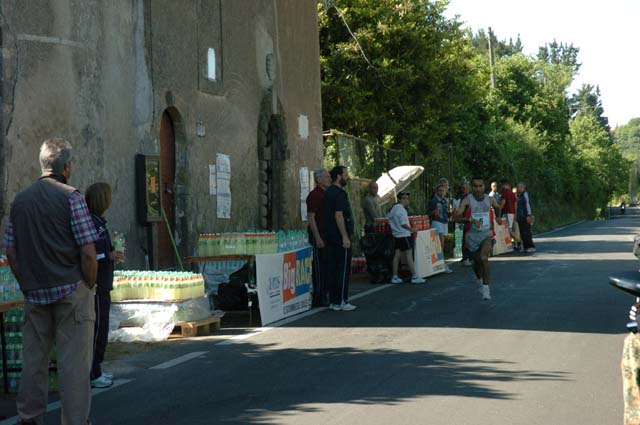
left=91, top=375, right=113, bottom=388
left=444, top=265, right=453, bottom=274
left=102, top=372, right=113, bottom=380
left=462, top=259, right=473, bottom=267
left=391, top=276, right=403, bottom=284
left=481, top=285, right=491, bottom=300
left=525, top=247, right=536, bottom=253
left=411, top=276, right=426, bottom=284
left=329, top=304, right=342, bottom=311
left=340, top=302, right=357, bottom=311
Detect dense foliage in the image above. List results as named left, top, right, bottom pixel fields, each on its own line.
left=319, top=0, right=629, bottom=227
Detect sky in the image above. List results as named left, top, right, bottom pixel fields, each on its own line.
left=444, top=0, right=639, bottom=127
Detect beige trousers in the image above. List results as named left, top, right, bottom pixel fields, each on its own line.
left=623, top=333, right=640, bottom=425
left=17, top=283, right=95, bottom=425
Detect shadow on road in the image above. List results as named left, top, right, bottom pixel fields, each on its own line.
left=109, top=342, right=569, bottom=425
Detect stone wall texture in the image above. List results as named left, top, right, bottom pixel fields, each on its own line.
left=0, top=0, right=323, bottom=268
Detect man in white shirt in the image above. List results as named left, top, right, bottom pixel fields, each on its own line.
left=389, top=192, right=425, bottom=284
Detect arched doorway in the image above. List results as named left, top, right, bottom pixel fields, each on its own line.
left=158, top=110, right=176, bottom=269
left=257, top=91, right=289, bottom=230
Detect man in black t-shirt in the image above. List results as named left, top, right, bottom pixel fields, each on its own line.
left=322, top=165, right=357, bottom=311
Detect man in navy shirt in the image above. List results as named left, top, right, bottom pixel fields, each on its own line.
left=322, top=166, right=357, bottom=311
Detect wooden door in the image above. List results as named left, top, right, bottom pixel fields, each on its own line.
left=158, top=110, right=176, bottom=269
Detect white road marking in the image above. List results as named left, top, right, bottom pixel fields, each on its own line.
left=149, top=351, right=208, bottom=370
left=216, top=284, right=392, bottom=346
left=0, top=379, right=133, bottom=425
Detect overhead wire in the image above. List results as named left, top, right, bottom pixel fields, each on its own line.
left=325, top=0, right=407, bottom=114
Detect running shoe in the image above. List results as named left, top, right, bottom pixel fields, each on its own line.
left=462, top=259, right=473, bottom=266
left=411, top=276, right=426, bottom=284
left=329, top=304, right=342, bottom=311
left=390, top=276, right=403, bottom=284
left=340, top=302, right=357, bottom=311
left=444, top=265, right=453, bottom=274
left=525, top=247, right=536, bottom=253
left=481, top=285, right=491, bottom=300
left=91, top=375, right=113, bottom=388
left=102, top=372, right=113, bottom=380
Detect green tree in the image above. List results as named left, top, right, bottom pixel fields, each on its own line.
left=614, top=118, right=640, bottom=158
left=318, top=0, right=483, bottom=159
left=570, top=84, right=611, bottom=134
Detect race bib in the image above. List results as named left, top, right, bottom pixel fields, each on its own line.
left=472, top=212, right=491, bottom=231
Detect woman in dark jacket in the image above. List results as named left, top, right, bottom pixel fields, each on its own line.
left=85, top=182, right=123, bottom=388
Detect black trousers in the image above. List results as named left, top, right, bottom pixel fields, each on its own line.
left=91, top=289, right=111, bottom=380
left=327, top=245, right=352, bottom=305
left=312, top=246, right=328, bottom=306
left=517, top=218, right=535, bottom=250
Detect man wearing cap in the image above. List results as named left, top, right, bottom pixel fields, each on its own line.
left=389, top=192, right=425, bottom=284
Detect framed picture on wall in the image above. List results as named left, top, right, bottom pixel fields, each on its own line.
left=135, top=154, right=162, bottom=224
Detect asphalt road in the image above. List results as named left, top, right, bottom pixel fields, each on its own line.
left=38, top=216, right=640, bottom=424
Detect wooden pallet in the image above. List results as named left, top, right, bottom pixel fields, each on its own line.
left=172, top=316, right=221, bottom=338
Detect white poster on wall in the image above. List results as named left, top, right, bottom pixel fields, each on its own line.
left=300, top=167, right=309, bottom=221
left=216, top=153, right=231, bottom=219
left=208, top=165, right=217, bottom=195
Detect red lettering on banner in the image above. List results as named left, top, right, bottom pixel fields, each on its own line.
left=282, top=253, right=297, bottom=303
left=430, top=232, right=438, bottom=264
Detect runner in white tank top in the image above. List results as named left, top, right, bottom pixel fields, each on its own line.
left=455, top=177, right=502, bottom=300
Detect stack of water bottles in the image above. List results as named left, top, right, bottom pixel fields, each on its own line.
left=0, top=256, right=24, bottom=302
left=0, top=259, right=60, bottom=393
left=111, top=270, right=205, bottom=302
left=454, top=224, right=464, bottom=258
left=198, top=230, right=309, bottom=256
left=276, top=230, right=309, bottom=253
left=2, top=309, right=23, bottom=393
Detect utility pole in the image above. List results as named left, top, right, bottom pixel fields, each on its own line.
left=488, top=27, right=496, bottom=89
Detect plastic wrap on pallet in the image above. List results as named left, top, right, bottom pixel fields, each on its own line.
left=173, top=297, right=212, bottom=323
left=108, top=303, right=178, bottom=342
left=200, top=260, right=246, bottom=296
left=108, top=297, right=213, bottom=342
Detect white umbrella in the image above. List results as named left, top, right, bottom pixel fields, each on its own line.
left=376, top=165, right=424, bottom=206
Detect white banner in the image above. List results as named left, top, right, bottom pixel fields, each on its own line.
left=492, top=220, right=513, bottom=256
left=413, top=229, right=446, bottom=278
left=256, top=247, right=313, bottom=326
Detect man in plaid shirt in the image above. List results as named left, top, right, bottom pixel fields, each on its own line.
left=4, top=138, right=98, bottom=425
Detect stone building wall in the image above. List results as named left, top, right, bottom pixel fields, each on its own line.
left=0, top=0, right=323, bottom=268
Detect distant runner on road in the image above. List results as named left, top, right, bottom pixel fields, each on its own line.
left=455, top=177, right=502, bottom=300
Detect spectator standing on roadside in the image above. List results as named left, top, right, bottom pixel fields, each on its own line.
left=322, top=166, right=357, bottom=311
left=362, top=181, right=383, bottom=234
left=453, top=182, right=473, bottom=266
left=4, top=138, right=98, bottom=425
left=489, top=182, right=501, bottom=204
left=499, top=178, right=518, bottom=248
left=85, top=182, right=125, bottom=389
left=306, top=168, right=331, bottom=307
left=427, top=184, right=453, bottom=274
left=389, top=192, right=425, bottom=284
left=516, top=182, right=536, bottom=253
